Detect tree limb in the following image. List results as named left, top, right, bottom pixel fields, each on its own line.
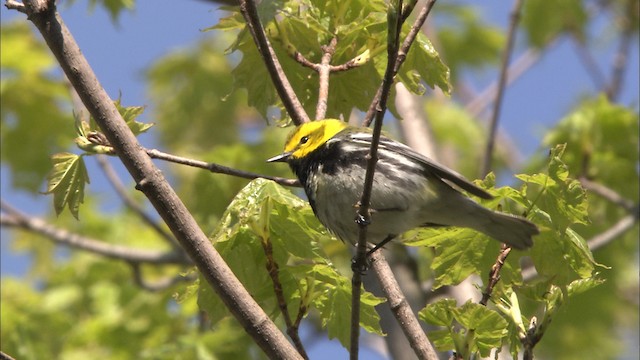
left=14, top=1, right=303, bottom=357
left=606, top=0, right=636, bottom=101
left=479, top=244, right=511, bottom=306
left=362, top=0, right=438, bottom=127
left=370, top=251, right=438, bottom=360
left=238, top=0, right=310, bottom=125
left=481, top=0, right=524, bottom=177
left=1, top=201, right=190, bottom=265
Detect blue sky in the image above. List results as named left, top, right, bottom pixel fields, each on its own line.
left=1, top=1, right=638, bottom=358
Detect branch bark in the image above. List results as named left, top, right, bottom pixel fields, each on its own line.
left=370, top=251, right=438, bottom=360
left=1, top=201, right=190, bottom=265
left=15, top=1, right=302, bottom=358
left=238, top=0, right=310, bottom=125
left=481, top=0, right=524, bottom=177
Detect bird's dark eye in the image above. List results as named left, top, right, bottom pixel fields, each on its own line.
left=300, top=136, right=309, bottom=144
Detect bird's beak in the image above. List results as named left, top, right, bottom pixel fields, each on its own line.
left=267, top=151, right=292, bottom=163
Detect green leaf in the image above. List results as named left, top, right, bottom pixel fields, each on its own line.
left=197, top=179, right=383, bottom=348
left=404, top=227, right=490, bottom=288
left=45, top=153, right=89, bottom=219
left=419, top=298, right=456, bottom=327
left=114, top=99, right=153, bottom=136
left=452, top=302, right=509, bottom=357
left=398, top=32, right=451, bottom=95
left=522, top=0, right=588, bottom=47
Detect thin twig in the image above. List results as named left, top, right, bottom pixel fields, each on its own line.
left=19, top=1, right=303, bottom=357
left=579, top=177, right=636, bottom=212
left=260, top=236, right=309, bottom=359
left=0, top=351, right=17, bottom=360
left=481, top=0, right=524, bottom=177
left=571, top=37, right=607, bottom=90
left=315, top=37, right=338, bottom=120
left=362, top=0, right=438, bottom=127
left=606, top=0, right=636, bottom=101
left=479, top=244, right=512, bottom=306
left=144, top=148, right=300, bottom=187
left=130, top=263, right=198, bottom=292
left=96, top=155, right=182, bottom=250
left=465, top=46, right=546, bottom=118
left=369, top=251, right=438, bottom=360
left=351, top=1, right=406, bottom=358
left=238, top=0, right=310, bottom=125
left=1, top=201, right=191, bottom=265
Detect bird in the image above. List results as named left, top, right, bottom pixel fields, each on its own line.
left=268, top=119, right=538, bottom=252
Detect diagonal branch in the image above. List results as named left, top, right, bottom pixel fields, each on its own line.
left=362, top=0, right=438, bottom=127
left=481, top=0, right=524, bottom=177
left=1, top=201, right=190, bottom=265
left=479, top=244, right=512, bottom=306
left=238, top=0, right=310, bottom=125
left=605, top=0, right=636, bottom=102
left=95, top=155, right=182, bottom=250
left=370, top=251, right=438, bottom=360
left=13, top=1, right=303, bottom=358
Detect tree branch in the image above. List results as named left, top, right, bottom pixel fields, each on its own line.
left=579, top=177, right=636, bottom=212
left=362, top=0, right=438, bottom=127
left=370, top=251, right=438, bottom=360
left=605, top=0, right=636, bottom=101
left=481, top=0, right=524, bottom=177
left=315, top=37, right=337, bottom=120
left=14, top=1, right=303, bottom=357
left=479, top=244, right=511, bottom=306
left=1, top=201, right=190, bottom=265
left=144, top=148, right=300, bottom=187
left=351, top=1, right=406, bottom=358
left=95, top=155, right=182, bottom=250
left=238, top=0, right=310, bottom=125
left=4, top=0, right=25, bottom=12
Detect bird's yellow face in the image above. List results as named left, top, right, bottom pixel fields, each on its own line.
left=268, top=119, right=348, bottom=162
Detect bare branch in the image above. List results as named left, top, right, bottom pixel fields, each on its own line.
left=1, top=202, right=190, bottom=265
left=144, top=148, right=300, bottom=187
left=238, top=0, right=310, bottom=125
left=363, top=0, right=438, bottom=127
left=580, top=177, right=636, bottom=212
left=5, top=0, right=25, bottom=13
left=465, top=46, right=547, bottom=118
left=479, top=244, right=511, bottom=306
left=95, top=155, right=181, bottom=249
left=370, top=251, right=438, bottom=360
left=606, top=0, right=636, bottom=101
left=481, top=0, right=524, bottom=177
left=571, top=37, right=608, bottom=90
left=0, top=351, right=17, bottom=360
left=19, top=1, right=302, bottom=357
left=315, top=37, right=338, bottom=120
